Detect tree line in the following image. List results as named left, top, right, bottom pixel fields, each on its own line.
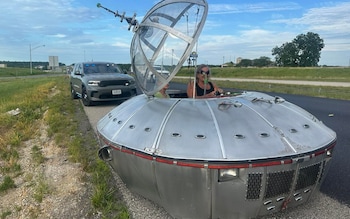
left=2, top=32, right=324, bottom=68
left=0, top=61, right=65, bottom=69
left=236, top=32, right=324, bottom=67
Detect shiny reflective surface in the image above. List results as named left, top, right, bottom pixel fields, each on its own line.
left=97, top=92, right=336, bottom=218
left=96, top=0, right=337, bottom=218
left=98, top=93, right=336, bottom=160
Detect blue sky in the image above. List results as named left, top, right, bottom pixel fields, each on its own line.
left=1, top=0, right=349, bottom=66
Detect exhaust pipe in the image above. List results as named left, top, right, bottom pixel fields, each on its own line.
left=98, top=145, right=112, bottom=161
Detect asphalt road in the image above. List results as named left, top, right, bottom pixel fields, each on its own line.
left=83, top=82, right=350, bottom=218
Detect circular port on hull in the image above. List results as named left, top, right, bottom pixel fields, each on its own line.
left=98, top=146, right=112, bottom=161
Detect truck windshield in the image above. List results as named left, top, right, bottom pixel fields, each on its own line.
left=84, top=63, right=122, bottom=74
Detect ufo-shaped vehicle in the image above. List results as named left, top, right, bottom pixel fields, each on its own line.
left=96, top=1, right=336, bottom=218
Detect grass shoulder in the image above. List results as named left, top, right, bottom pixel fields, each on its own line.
left=0, top=76, right=129, bottom=218
left=175, top=66, right=350, bottom=100
left=178, top=66, right=350, bottom=82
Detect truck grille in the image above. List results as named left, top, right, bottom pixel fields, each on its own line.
left=99, top=80, right=131, bottom=87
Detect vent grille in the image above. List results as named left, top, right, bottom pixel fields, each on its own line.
left=265, top=170, right=294, bottom=198
left=318, top=161, right=326, bottom=183
left=295, top=163, right=321, bottom=190
left=246, top=173, right=262, bottom=200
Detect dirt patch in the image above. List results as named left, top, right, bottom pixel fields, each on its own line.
left=0, top=102, right=99, bottom=219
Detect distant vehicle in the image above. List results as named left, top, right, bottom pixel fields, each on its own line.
left=70, top=62, right=137, bottom=106
left=148, top=65, right=170, bottom=82
left=154, top=65, right=170, bottom=75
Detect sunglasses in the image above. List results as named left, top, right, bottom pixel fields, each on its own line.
left=200, top=70, right=210, bottom=75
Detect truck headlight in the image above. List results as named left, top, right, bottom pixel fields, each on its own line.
left=219, top=169, right=239, bottom=182
left=88, top=80, right=100, bottom=86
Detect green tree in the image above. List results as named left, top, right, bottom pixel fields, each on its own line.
left=236, top=59, right=252, bottom=67
left=272, top=32, right=324, bottom=67
left=253, top=56, right=272, bottom=67
left=272, top=42, right=299, bottom=67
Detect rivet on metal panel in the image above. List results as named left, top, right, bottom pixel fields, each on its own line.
left=144, top=127, right=151, bottom=132
left=289, top=128, right=298, bottom=133
left=260, top=133, right=269, bottom=138
left=129, top=125, right=135, bottom=129
left=195, top=134, right=206, bottom=139
left=113, top=118, right=118, bottom=122
left=172, top=133, right=181, bottom=137
left=118, top=120, right=122, bottom=124
left=304, top=189, right=311, bottom=193
left=234, top=134, right=245, bottom=139
left=303, top=124, right=310, bottom=128
left=144, top=147, right=155, bottom=153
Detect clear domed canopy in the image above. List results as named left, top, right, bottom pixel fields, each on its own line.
left=130, top=0, right=208, bottom=96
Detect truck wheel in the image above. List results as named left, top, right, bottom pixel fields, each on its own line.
left=82, top=87, right=93, bottom=106
left=71, top=85, right=78, bottom=99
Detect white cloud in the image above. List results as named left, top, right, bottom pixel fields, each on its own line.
left=51, top=34, right=67, bottom=38
left=0, top=0, right=129, bottom=64
left=270, top=2, right=350, bottom=53
left=272, top=2, right=350, bottom=33
left=209, top=2, right=301, bottom=14
left=0, top=1, right=349, bottom=66
left=200, top=2, right=350, bottom=65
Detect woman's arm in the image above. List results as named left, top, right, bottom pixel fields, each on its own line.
left=187, top=81, right=195, bottom=98
left=213, top=82, right=224, bottom=94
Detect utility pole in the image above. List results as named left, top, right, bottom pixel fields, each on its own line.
left=30, top=44, right=45, bottom=74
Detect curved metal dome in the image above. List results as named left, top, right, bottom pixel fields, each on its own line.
left=98, top=92, right=336, bottom=161
left=97, top=92, right=336, bottom=218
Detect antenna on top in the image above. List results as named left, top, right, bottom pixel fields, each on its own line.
left=97, top=3, right=138, bottom=31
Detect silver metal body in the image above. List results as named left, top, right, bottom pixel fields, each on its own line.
left=97, top=0, right=336, bottom=218
left=97, top=93, right=336, bottom=218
